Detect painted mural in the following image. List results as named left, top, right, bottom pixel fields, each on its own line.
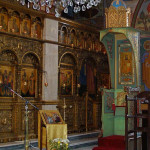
left=116, top=92, right=126, bottom=106
left=104, top=92, right=114, bottom=113
left=135, top=0, right=150, bottom=31
left=111, top=0, right=126, bottom=8
left=102, top=33, right=115, bottom=88
left=118, top=43, right=134, bottom=85
left=141, top=39, right=150, bottom=91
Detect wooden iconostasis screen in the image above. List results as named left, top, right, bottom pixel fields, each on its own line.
left=0, top=50, right=17, bottom=98
left=59, top=53, right=77, bottom=97
left=0, top=7, right=42, bottom=39
left=0, top=51, right=40, bottom=99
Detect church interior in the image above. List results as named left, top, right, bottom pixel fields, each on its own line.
left=0, top=0, right=150, bottom=150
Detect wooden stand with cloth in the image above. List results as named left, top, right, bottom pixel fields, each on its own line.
left=38, top=110, right=67, bottom=150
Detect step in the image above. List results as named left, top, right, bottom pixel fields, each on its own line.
left=68, top=130, right=100, bottom=141
left=0, top=140, right=38, bottom=150
left=70, top=137, right=98, bottom=149
left=0, top=130, right=100, bottom=150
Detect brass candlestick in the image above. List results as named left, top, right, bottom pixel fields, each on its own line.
left=63, top=98, right=67, bottom=122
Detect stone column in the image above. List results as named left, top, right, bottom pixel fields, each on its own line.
left=42, top=18, right=58, bottom=109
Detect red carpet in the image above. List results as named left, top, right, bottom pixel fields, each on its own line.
left=93, top=135, right=125, bottom=150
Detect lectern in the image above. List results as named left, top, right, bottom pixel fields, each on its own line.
left=38, top=110, right=67, bottom=150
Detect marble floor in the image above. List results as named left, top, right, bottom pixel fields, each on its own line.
left=16, top=145, right=97, bottom=150
left=25, top=145, right=97, bottom=150
left=74, top=145, right=97, bottom=150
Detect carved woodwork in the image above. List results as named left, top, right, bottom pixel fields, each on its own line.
left=105, top=5, right=131, bottom=28
left=0, top=32, right=42, bottom=143
left=58, top=21, right=108, bottom=132
left=58, top=22, right=103, bottom=52
left=0, top=3, right=109, bottom=142
left=0, top=6, right=42, bottom=39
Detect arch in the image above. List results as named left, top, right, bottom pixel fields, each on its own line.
left=79, top=56, right=97, bottom=96
left=21, top=52, right=40, bottom=66
left=9, top=11, right=20, bottom=33
left=0, top=7, right=8, bottom=32
left=0, top=7, right=8, bottom=13
left=21, top=14, right=31, bottom=36
left=0, top=49, right=18, bottom=63
left=24, top=14, right=31, bottom=19
left=31, top=17, right=42, bottom=38
left=0, top=49, right=18, bottom=97
left=111, top=0, right=126, bottom=8
left=59, top=52, right=77, bottom=67
left=59, top=26, right=68, bottom=44
left=100, top=28, right=140, bottom=86
left=59, top=52, right=77, bottom=96
left=100, top=31, right=138, bottom=88
left=12, top=11, right=20, bottom=17
left=69, top=29, right=77, bottom=46
left=60, top=25, right=68, bottom=33
left=21, top=52, right=40, bottom=97
left=35, top=17, right=41, bottom=22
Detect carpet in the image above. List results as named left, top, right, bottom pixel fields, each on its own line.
left=92, top=135, right=125, bottom=150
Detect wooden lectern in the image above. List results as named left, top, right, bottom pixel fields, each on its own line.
left=38, top=110, right=67, bottom=150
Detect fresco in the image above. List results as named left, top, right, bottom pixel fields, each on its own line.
left=141, top=39, right=150, bottom=91
left=104, top=91, right=114, bottom=113
left=135, top=0, right=150, bottom=31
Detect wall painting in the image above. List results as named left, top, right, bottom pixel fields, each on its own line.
left=119, top=44, right=134, bottom=84
left=116, top=92, right=126, bottom=106
left=104, top=92, right=114, bottom=113
left=142, top=40, right=150, bottom=91
left=135, top=0, right=150, bottom=31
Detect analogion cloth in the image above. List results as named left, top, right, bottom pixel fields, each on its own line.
left=46, top=124, right=67, bottom=150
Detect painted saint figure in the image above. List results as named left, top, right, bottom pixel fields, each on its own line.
left=23, top=21, right=29, bottom=35
left=3, top=70, right=8, bottom=96
left=0, top=15, right=7, bottom=31
left=21, top=71, right=28, bottom=96
left=121, top=53, right=132, bottom=76
left=8, top=71, right=13, bottom=96
left=0, top=70, right=3, bottom=96
left=29, top=72, right=35, bottom=96
left=10, top=18, right=19, bottom=33
left=142, top=51, right=150, bottom=90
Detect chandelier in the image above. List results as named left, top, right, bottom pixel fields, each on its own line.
left=17, top=0, right=102, bottom=17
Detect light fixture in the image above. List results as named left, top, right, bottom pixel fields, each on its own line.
left=16, top=0, right=102, bottom=17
